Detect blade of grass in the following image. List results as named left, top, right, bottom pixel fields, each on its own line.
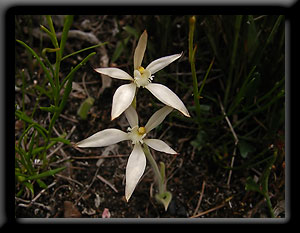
left=224, top=15, right=243, bottom=108
left=61, top=42, right=108, bottom=61
left=22, top=166, right=66, bottom=182
left=16, top=39, right=55, bottom=92
left=40, top=24, right=59, bottom=49
left=49, top=52, right=96, bottom=133
left=45, top=15, right=59, bottom=48
left=59, top=15, right=74, bottom=59
left=198, top=56, right=215, bottom=98
left=189, top=16, right=201, bottom=124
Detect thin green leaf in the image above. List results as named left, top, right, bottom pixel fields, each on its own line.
left=245, top=176, right=263, bottom=194
left=60, top=15, right=74, bottom=58
left=23, top=166, right=66, bottom=181
left=45, top=15, right=59, bottom=48
left=123, top=25, right=139, bottom=39
left=16, top=39, right=55, bottom=91
left=40, top=24, right=58, bottom=49
left=50, top=137, right=70, bottom=145
left=238, top=140, right=256, bottom=158
left=61, top=42, right=108, bottom=61
left=49, top=52, right=96, bottom=133
left=198, top=56, right=215, bottom=97
left=111, top=37, right=130, bottom=63
left=23, top=182, right=35, bottom=196
left=37, top=179, right=48, bottom=189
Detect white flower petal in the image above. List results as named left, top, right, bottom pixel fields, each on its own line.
left=125, top=105, right=139, bottom=128
left=134, top=30, right=148, bottom=70
left=145, top=52, right=182, bottom=75
left=144, top=139, right=177, bottom=154
left=76, top=129, right=129, bottom=148
left=111, top=83, right=136, bottom=120
left=125, top=143, right=146, bottom=201
left=94, top=67, right=133, bottom=81
left=145, top=105, right=173, bottom=133
left=145, top=83, right=190, bottom=117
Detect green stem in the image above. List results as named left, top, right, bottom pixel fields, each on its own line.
left=142, top=144, right=164, bottom=194
left=265, top=194, right=275, bottom=218
left=189, top=16, right=201, bottom=124
left=224, top=15, right=243, bottom=108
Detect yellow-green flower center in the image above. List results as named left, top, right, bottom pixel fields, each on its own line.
left=134, top=67, right=153, bottom=88
left=127, top=126, right=146, bottom=144
left=138, top=127, right=146, bottom=135
left=138, top=66, right=145, bottom=74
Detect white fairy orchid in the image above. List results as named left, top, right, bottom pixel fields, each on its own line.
left=76, top=105, right=176, bottom=201
left=95, top=30, right=190, bottom=120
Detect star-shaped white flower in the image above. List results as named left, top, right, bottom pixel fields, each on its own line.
left=95, top=30, right=190, bottom=120
left=76, top=105, right=176, bottom=201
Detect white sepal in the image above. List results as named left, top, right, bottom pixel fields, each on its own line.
left=111, top=83, right=136, bottom=120
left=145, top=83, right=190, bottom=117
left=94, top=67, right=133, bottom=81
left=124, top=105, right=139, bottom=128
left=125, top=143, right=146, bottom=201
left=134, top=30, right=148, bottom=70
left=145, top=105, right=173, bottom=133
left=76, top=129, right=129, bottom=148
left=146, top=53, right=182, bottom=75
left=144, top=139, right=177, bottom=154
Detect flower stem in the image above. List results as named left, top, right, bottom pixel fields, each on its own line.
left=189, top=16, right=201, bottom=124
left=142, top=144, right=164, bottom=194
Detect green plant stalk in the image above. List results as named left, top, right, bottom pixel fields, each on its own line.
left=142, top=144, right=164, bottom=195
left=261, top=150, right=277, bottom=218
left=198, top=57, right=215, bottom=97
left=45, top=15, right=59, bottom=48
left=190, top=49, right=201, bottom=123
left=189, top=16, right=201, bottom=124
left=188, top=16, right=196, bottom=63
left=224, top=15, right=243, bottom=108
left=49, top=51, right=96, bottom=134
left=39, top=52, right=96, bottom=168
left=55, top=15, right=74, bottom=106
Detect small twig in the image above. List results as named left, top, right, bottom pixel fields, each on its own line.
left=218, top=95, right=239, bottom=188
left=16, top=181, right=57, bottom=209
left=96, top=175, right=118, bottom=193
left=190, top=196, right=233, bottom=218
left=59, top=114, right=79, bottom=123
left=75, top=166, right=100, bottom=206
left=193, top=180, right=206, bottom=216
left=47, top=125, right=76, bottom=160
left=55, top=173, right=84, bottom=187
left=71, top=154, right=128, bottom=159
left=191, top=203, right=225, bottom=218
left=82, top=72, right=89, bottom=97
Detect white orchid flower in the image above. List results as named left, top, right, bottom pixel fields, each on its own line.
left=76, top=105, right=176, bottom=201
left=95, top=30, right=190, bottom=120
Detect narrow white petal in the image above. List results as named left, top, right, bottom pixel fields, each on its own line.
left=76, top=129, right=129, bottom=148
left=125, top=105, right=139, bottom=128
left=94, top=68, right=133, bottom=81
left=134, top=30, right=148, bottom=70
left=144, top=139, right=177, bottom=154
left=125, top=144, right=146, bottom=201
left=145, top=83, right=190, bottom=117
left=146, top=52, right=182, bottom=75
left=145, top=105, right=173, bottom=133
left=111, top=83, right=136, bottom=120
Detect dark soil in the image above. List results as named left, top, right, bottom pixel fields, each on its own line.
left=15, top=15, right=285, bottom=219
